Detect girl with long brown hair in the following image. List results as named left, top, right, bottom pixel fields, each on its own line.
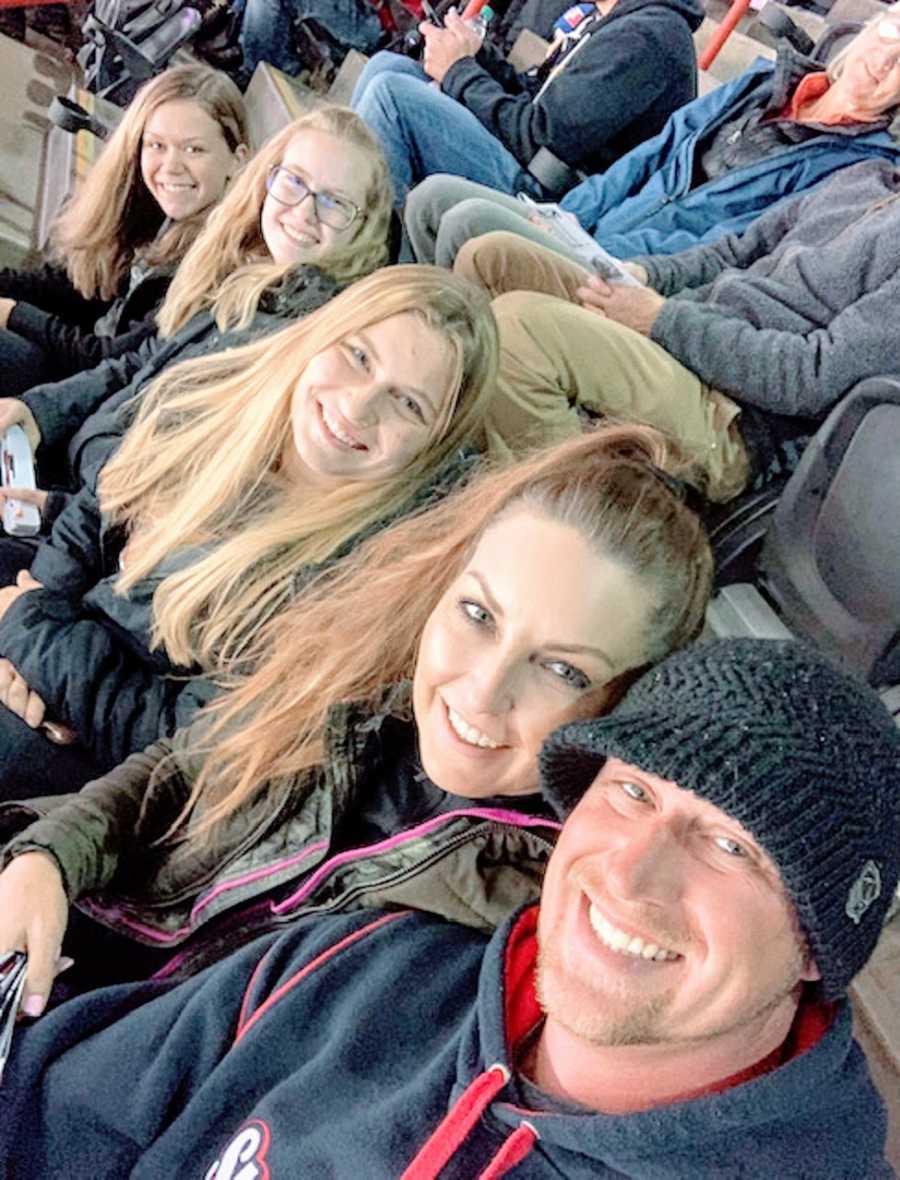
left=0, top=64, right=248, bottom=394
left=0, top=425, right=713, bottom=1010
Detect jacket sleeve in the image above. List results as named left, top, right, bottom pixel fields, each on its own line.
left=651, top=268, right=900, bottom=417
left=6, top=302, right=156, bottom=376
left=637, top=186, right=807, bottom=295
left=0, top=587, right=199, bottom=766
left=441, top=16, right=684, bottom=168
left=21, top=340, right=156, bottom=450
left=559, top=63, right=764, bottom=232
left=27, top=486, right=105, bottom=593
left=0, top=737, right=181, bottom=898
left=0, top=262, right=108, bottom=326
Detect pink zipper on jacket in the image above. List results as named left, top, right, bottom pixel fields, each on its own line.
left=80, top=808, right=559, bottom=945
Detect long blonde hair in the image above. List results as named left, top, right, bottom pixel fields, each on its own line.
left=173, top=425, right=713, bottom=843
left=51, top=64, right=247, bottom=301
left=99, top=265, right=497, bottom=670
left=156, top=106, right=394, bottom=337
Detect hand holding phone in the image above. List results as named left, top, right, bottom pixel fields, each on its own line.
left=1, top=426, right=41, bottom=537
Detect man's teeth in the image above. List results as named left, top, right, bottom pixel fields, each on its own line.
left=447, top=706, right=501, bottom=750
left=321, top=405, right=364, bottom=450
left=589, top=904, right=679, bottom=962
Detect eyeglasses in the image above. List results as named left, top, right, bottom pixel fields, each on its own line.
left=265, top=165, right=360, bottom=230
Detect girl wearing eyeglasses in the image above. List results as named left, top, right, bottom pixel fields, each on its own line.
left=0, top=105, right=395, bottom=538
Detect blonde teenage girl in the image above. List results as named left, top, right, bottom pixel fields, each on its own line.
left=0, top=266, right=496, bottom=798
left=0, top=64, right=248, bottom=395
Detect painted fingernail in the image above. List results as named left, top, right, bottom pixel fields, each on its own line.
left=23, top=994, right=45, bottom=1017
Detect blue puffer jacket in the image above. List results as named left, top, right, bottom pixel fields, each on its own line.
left=560, top=49, right=900, bottom=259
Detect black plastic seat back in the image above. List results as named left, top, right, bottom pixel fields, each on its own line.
left=758, top=377, right=900, bottom=686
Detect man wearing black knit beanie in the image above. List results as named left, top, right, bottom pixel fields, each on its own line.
left=0, top=639, right=897, bottom=1179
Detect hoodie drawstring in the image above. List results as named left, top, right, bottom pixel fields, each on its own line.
left=479, top=1120, right=539, bottom=1179
left=401, top=1064, right=538, bottom=1178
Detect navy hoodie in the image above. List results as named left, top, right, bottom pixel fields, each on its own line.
left=0, top=907, right=892, bottom=1178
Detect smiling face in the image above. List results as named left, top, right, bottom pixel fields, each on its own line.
left=140, top=98, right=242, bottom=222
left=261, top=129, right=370, bottom=266
left=835, top=15, right=900, bottom=114
left=412, top=509, right=657, bottom=799
left=536, top=758, right=820, bottom=1051
left=288, top=311, right=455, bottom=485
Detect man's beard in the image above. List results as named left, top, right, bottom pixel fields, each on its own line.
left=535, top=939, right=806, bottom=1050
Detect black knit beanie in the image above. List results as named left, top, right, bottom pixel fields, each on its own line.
left=539, top=638, right=900, bottom=1000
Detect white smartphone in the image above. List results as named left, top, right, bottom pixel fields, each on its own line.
left=517, top=193, right=643, bottom=286
left=1, top=426, right=41, bottom=537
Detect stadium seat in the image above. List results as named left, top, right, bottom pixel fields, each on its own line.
left=706, top=377, right=900, bottom=692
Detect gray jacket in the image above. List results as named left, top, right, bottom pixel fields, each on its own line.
left=641, top=159, right=900, bottom=420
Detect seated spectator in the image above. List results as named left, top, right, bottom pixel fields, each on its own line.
left=0, top=426, right=712, bottom=999
left=236, top=0, right=383, bottom=90
left=463, top=159, right=900, bottom=501
left=350, top=0, right=702, bottom=204
left=1, top=638, right=897, bottom=1179
left=0, top=65, right=248, bottom=396
left=0, top=105, right=393, bottom=536
left=406, top=6, right=900, bottom=266
left=0, top=266, right=496, bottom=798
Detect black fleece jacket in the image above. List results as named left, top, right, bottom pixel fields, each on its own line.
left=441, top=0, right=703, bottom=175
left=0, top=261, right=168, bottom=379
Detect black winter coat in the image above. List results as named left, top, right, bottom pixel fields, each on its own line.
left=441, top=0, right=703, bottom=176
left=0, top=261, right=171, bottom=380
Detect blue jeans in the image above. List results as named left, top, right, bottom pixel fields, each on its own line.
left=351, top=51, right=542, bottom=205
left=238, top=0, right=382, bottom=84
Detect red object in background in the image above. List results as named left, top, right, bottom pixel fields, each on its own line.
left=698, top=0, right=753, bottom=68
left=460, top=0, right=488, bottom=16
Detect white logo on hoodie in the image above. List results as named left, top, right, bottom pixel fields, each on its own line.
left=205, top=1119, right=271, bottom=1180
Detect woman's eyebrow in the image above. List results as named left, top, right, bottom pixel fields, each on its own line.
left=357, top=330, right=440, bottom=420
left=280, top=162, right=355, bottom=200
left=467, top=570, right=615, bottom=670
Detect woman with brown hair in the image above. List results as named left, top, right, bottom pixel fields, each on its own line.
left=0, top=63, right=248, bottom=394
left=0, top=424, right=713, bottom=1011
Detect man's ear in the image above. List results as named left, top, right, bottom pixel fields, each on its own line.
left=234, top=143, right=250, bottom=167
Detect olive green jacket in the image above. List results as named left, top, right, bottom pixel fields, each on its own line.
left=0, top=691, right=558, bottom=977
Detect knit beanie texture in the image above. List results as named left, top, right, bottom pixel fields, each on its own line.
left=539, top=639, right=900, bottom=999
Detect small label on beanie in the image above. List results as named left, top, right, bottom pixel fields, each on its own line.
left=845, top=861, right=882, bottom=925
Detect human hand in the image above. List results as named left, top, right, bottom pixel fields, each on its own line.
left=620, top=261, right=648, bottom=285
left=0, top=298, right=16, bottom=331
left=422, top=10, right=483, bottom=83
left=0, top=486, right=47, bottom=528
left=575, top=275, right=665, bottom=335
left=0, top=398, right=41, bottom=450
left=0, top=852, right=70, bottom=1017
left=0, top=657, right=46, bottom=728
